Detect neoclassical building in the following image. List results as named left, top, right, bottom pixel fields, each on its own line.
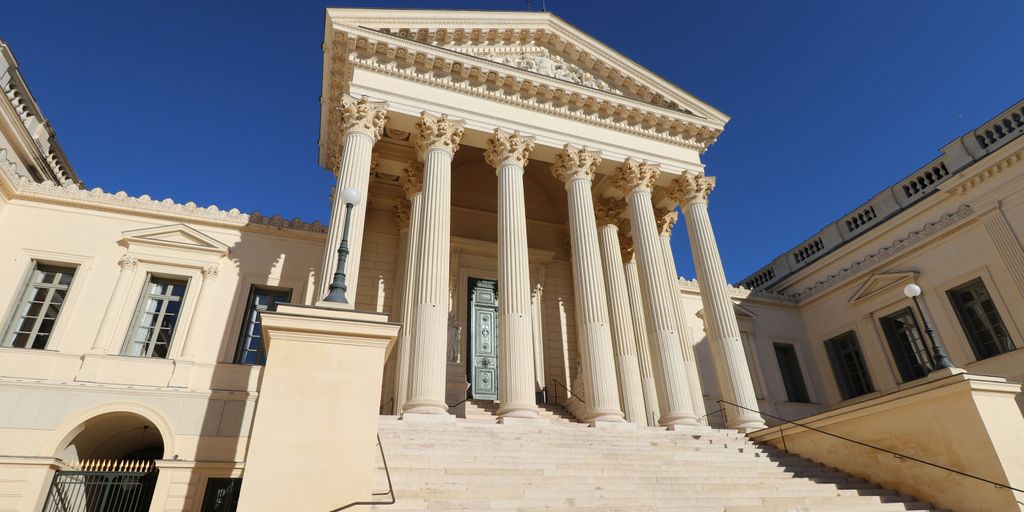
left=1, top=8, right=1023, bottom=512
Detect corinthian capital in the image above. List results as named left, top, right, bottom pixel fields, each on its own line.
left=201, top=265, right=220, bottom=281
left=414, top=112, right=465, bottom=158
left=670, top=173, right=716, bottom=207
left=339, top=95, right=389, bottom=141
left=654, top=208, right=679, bottom=236
left=117, top=255, right=140, bottom=272
left=402, top=161, right=424, bottom=197
left=613, top=158, right=661, bottom=194
left=595, top=197, right=626, bottom=227
left=551, top=144, right=601, bottom=184
left=394, top=199, right=411, bottom=230
left=484, top=129, right=535, bottom=169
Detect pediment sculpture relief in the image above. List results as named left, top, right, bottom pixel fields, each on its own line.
left=484, top=51, right=620, bottom=95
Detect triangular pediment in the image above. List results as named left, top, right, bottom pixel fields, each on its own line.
left=849, top=272, right=918, bottom=304
left=122, top=224, right=229, bottom=255
left=325, top=9, right=728, bottom=123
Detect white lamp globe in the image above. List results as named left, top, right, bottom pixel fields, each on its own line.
left=903, top=283, right=922, bottom=298
left=339, top=187, right=362, bottom=206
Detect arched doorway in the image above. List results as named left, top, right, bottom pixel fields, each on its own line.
left=43, top=411, right=165, bottom=512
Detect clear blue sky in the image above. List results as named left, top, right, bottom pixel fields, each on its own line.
left=3, top=1, right=1021, bottom=282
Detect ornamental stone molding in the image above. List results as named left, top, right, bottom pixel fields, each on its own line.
left=484, top=129, right=535, bottom=169
left=414, top=112, right=466, bottom=158
left=654, top=208, right=678, bottom=236
left=339, top=95, right=389, bottom=141
left=594, top=197, right=626, bottom=227
left=402, top=161, right=424, bottom=197
left=791, top=205, right=975, bottom=300
left=551, top=145, right=601, bottom=184
left=0, top=148, right=16, bottom=174
left=247, top=213, right=327, bottom=234
left=200, top=265, right=220, bottom=280
left=613, top=158, right=661, bottom=194
left=117, top=255, right=140, bottom=272
left=318, top=14, right=729, bottom=171
left=394, top=199, right=411, bottom=230
left=669, top=173, right=716, bottom=207
left=678, top=277, right=795, bottom=304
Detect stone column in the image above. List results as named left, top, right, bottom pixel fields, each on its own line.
left=318, top=95, right=388, bottom=305
left=621, top=236, right=661, bottom=426
left=594, top=198, right=647, bottom=425
left=393, top=163, right=424, bottom=414
left=655, top=208, right=708, bottom=420
left=613, top=159, right=697, bottom=428
left=485, top=129, right=541, bottom=422
left=671, top=173, right=766, bottom=431
left=178, top=265, right=219, bottom=360
left=89, top=254, right=139, bottom=353
left=551, top=145, right=625, bottom=426
left=402, top=113, right=465, bottom=419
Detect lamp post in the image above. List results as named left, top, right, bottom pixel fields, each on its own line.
left=903, top=283, right=955, bottom=370
left=324, top=187, right=362, bottom=304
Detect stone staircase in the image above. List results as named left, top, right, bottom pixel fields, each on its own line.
left=370, top=402, right=942, bottom=511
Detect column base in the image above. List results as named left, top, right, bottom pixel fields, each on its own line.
left=584, top=408, right=626, bottom=425
left=590, top=420, right=637, bottom=430
left=725, top=417, right=768, bottom=432
left=658, top=412, right=700, bottom=428
left=497, top=404, right=541, bottom=420
left=400, top=411, right=455, bottom=424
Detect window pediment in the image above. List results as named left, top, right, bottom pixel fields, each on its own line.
left=848, top=272, right=918, bottom=304
left=121, top=224, right=229, bottom=256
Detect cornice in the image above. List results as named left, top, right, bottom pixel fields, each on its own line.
left=0, top=168, right=326, bottom=241
left=321, top=21, right=724, bottom=171
left=679, top=277, right=796, bottom=304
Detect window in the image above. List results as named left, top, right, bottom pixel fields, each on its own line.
left=123, top=276, right=188, bottom=358
left=201, top=478, right=241, bottom=512
left=879, top=308, right=932, bottom=382
left=824, top=331, right=874, bottom=400
left=773, top=343, right=810, bottom=403
left=948, top=279, right=1015, bottom=360
left=2, top=263, right=76, bottom=349
left=235, top=287, right=291, bottom=365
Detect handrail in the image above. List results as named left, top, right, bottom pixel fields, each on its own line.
left=328, top=434, right=396, bottom=511
left=550, top=378, right=585, bottom=404
left=447, top=397, right=470, bottom=409
left=379, top=397, right=394, bottom=415
left=695, top=408, right=724, bottom=427
left=718, top=399, right=1024, bottom=494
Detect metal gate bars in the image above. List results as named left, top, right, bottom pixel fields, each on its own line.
left=42, top=459, right=157, bottom=512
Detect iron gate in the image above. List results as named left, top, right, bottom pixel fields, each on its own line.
left=42, top=460, right=157, bottom=512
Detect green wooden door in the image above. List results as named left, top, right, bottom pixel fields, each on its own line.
left=468, top=278, right=499, bottom=400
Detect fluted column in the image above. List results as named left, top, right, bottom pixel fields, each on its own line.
left=319, top=95, right=388, bottom=305
left=595, top=198, right=646, bottom=425
left=613, top=159, right=697, bottom=428
left=485, top=129, right=541, bottom=421
left=621, top=236, right=661, bottom=426
left=551, top=145, right=625, bottom=426
left=671, top=174, right=765, bottom=431
left=403, top=113, right=465, bottom=418
left=90, top=255, right=140, bottom=353
left=655, top=208, right=707, bottom=420
left=393, top=164, right=423, bottom=413
left=178, top=265, right=219, bottom=360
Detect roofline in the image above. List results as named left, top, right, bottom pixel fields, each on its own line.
left=738, top=97, right=1024, bottom=291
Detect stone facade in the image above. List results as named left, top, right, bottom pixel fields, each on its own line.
left=0, top=7, right=1022, bottom=512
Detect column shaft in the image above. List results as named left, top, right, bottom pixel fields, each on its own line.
left=90, top=255, right=139, bottom=353
left=596, top=221, right=647, bottom=425
left=673, top=173, right=765, bottom=431
left=624, top=256, right=661, bottom=426
left=179, top=266, right=218, bottom=360
left=659, top=229, right=708, bottom=420
left=496, top=161, right=540, bottom=420
left=552, top=146, right=625, bottom=425
left=394, top=184, right=422, bottom=413
left=403, top=113, right=464, bottom=418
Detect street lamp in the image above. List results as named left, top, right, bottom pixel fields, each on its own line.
left=323, top=187, right=362, bottom=304
left=903, top=283, right=955, bottom=370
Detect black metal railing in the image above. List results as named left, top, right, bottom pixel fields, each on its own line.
left=329, top=434, right=395, bottom=511
left=42, top=460, right=157, bottom=512
left=446, top=396, right=470, bottom=409
left=549, top=378, right=585, bottom=405
left=696, top=407, right=726, bottom=429
left=718, top=399, right=1024, bottom=495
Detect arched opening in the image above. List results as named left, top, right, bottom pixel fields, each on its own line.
left=43, top=411, right=165, bottom=512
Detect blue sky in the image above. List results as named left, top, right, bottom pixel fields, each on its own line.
left=3, top=1, right=1022, bottom=282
